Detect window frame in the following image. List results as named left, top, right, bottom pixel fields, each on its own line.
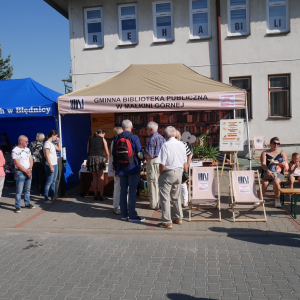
left=189, top=0, right=211, bottom=40
left=266, top=0, right=289, bottom=34
left=227, top=0, right=250, bottom=37
left=229, top=76, right=252, bottom=120
left=84, top=7, right=104, bottom=49
left=268, top=74, right=291, bottom=119
left=118, top=3, right=138, bottom=46
left=152, top=1, right=174, bottom=43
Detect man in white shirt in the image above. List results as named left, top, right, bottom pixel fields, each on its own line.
left=156, top=126, right=188, bottom=229
left=12, top=135, right=36, bottom=213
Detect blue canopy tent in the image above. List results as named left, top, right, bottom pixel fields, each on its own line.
left=0, top=78, right=73, bottom=188
left=0, top=78, right=88, bottom=189
left=0, top=78, right=60, bottom=143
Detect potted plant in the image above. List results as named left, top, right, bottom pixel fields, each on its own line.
left=191, top=132, right=220, bottom=165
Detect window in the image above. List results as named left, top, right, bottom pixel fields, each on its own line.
left=230, top=77, right=252, bottom=119
left=153, top=1, right=174, bottom=42
left=84, top=7, right=103, bottom=48
left=266, top=0, right=289, bottom=34
left=118, top=4, right=138, bottom=45
left=189, top=0, right=211, bottom=39
left=268, top=74, right=290, bottom=118
left=227, top=0, right=249, bottom=36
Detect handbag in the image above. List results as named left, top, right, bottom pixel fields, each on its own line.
left=182, top=171, right=189, bottom=183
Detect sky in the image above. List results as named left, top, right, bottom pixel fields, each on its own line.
left=0, top=0, right=70, bottom=94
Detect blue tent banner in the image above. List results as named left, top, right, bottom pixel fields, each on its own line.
left=0, top=78, right=59, bottom=118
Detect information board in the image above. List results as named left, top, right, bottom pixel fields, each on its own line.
left=219, top=119, right=244, bottom=151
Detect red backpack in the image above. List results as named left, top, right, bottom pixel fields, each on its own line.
left=115, top=133, right=134, bottom=164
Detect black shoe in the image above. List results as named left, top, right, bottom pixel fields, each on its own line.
left=98, top=196, right=104, bottom=201
left=94, top=196, right=99, bottom=201
left=25, top=204, right=36, bottom=209
left=15, top=208, right=21, bottom=213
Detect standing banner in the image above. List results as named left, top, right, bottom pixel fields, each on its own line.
left=219, top=119, right=244, bottom=151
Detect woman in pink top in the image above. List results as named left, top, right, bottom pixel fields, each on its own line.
left=0, top=150, right=5, bottom=198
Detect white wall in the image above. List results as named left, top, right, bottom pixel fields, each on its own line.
left=67, top=0, right=300, bottom=154
left=220, top=0, right=300, bottom=151
left=68, top=0, right=219, bottom=90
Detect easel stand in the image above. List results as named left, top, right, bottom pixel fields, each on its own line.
left=221, top=151, right=239, bottom=177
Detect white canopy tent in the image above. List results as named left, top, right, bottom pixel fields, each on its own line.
left=58, top=64, right=251, bottom=168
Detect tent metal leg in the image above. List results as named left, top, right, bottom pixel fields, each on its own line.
left=245, top=95, right=252, bottom=170
left=58, top=114, right=63, bottom=145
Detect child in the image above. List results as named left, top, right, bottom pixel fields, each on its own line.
left=267, top=157, right=288, bottom=179
left=289, top=153, right=300, bottom=189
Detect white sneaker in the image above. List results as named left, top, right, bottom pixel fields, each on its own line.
left=275, top=199, right=282, bottom=208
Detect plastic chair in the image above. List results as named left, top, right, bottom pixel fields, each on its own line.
left=229, top=170, right=267, bottom=222
left=188, top=166, right=221, bottom=221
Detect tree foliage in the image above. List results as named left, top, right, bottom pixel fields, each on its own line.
left=0, top=44, right=13, bottom=80
left=65, top=69, right=72, bottom=94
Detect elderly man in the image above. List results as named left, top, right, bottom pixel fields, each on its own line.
left=145, top=121, right=166, bottom=210
left=176, top=130, right=192, bottom=208
left=156, top=126, right=188, bottom=229
left=12, top=135, right=36, bottom=213
left=112, top=120, right=145, bottom=222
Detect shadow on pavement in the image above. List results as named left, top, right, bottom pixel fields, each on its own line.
left=166, top=294, right=214, bottom=300
left=209, top=227, right=300, bottom=246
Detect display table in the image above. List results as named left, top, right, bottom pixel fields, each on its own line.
left=79, top=166, right=114, bottom=197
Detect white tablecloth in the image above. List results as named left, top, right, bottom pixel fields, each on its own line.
left=79, top=164, right=108, bottom=179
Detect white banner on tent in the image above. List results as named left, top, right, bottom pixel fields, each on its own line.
left=58, top=91, right=246, bottom=114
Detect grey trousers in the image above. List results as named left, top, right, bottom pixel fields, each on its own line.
left=146, top=158, right=160, bottom=209
left=158, top=169, right=183, bottom=224
left=0, top=177, right=4, bottom=198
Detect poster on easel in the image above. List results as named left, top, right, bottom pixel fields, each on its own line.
left=219, top=119, right=244, bottom=151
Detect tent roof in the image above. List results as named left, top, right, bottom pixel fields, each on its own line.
left=0, top=78, right=61, bottom=118
left=66, top=64, right=242, bottom=97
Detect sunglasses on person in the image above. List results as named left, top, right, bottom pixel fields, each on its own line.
left=273, top=142, right=280, bottom=146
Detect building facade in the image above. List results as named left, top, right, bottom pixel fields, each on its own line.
left=46, top=0, right=300, bottom=154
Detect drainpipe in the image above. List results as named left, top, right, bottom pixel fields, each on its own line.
left=216, top=0, right=223, bottom=82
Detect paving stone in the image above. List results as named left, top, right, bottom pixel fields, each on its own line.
left=50, top=291, right=70, bottom=300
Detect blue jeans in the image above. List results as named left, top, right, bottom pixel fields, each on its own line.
left=44, top=164, right=58, bottom=201
left=120, top=173, right=140, bottom=219
left=15, top=170, right=32, bottom=209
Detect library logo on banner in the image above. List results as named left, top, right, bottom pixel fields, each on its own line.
left=198, top=172, right=209, bottom=191
left=219, top=94, right=235, bottom=108
left=237, top=176, right=250, bottom=193
left=69, top=98, right=85, bottom=110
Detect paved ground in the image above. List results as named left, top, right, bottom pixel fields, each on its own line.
left=1, top=170, right=299, bottom=235
left=1, top=170, right=300, bottom=299
left=0, top=233, right=300, bottom=300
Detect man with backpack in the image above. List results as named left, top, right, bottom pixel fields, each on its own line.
left=112, top=119, right=145, bottom=222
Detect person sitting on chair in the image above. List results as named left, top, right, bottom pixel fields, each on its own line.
left=259, top=137, right=288, bottom=208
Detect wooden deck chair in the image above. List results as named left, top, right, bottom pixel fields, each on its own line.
left=229, top=170, right=267, bottom=222
left=252, top=136, right=268, bottom=159
left=188, top=166, right=221, bottom=222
